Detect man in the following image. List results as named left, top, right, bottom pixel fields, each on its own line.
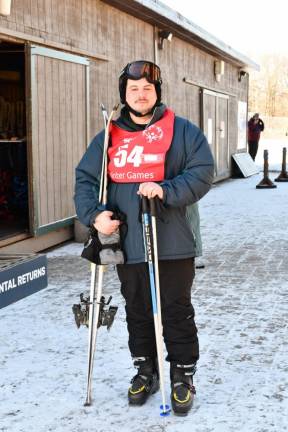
left=74, top=60, right=214, bottom=415
left=248, top=113, right=265, bottom=161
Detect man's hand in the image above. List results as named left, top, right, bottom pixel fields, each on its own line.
left=137, top=182, right=164, bottom=199
left=93, top=211, right=120, bottom=235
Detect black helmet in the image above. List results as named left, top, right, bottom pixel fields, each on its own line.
left=119, top=60, right=162, bottom=104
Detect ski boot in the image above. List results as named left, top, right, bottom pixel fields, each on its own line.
left=170, top=362, right=196, bottom=415
left=128, top=357, right=159, bottom=405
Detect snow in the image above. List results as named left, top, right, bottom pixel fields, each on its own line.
left=255, top=138, right=286, bottom=172
left=1, top=140, right=288, bottom=432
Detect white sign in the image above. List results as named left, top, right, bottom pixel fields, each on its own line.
left=0, top=266, right=46, bottom=294
left=238, top=101, right=247, bottom=149
left=232, top=153, right=260, bottom=177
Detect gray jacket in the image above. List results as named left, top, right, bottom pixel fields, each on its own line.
left=74, top=105, right=214, bottom=263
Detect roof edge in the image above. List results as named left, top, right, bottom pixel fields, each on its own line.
left=154, top=0, right=260, bottom=70
left=103, top=0, right=260, bottom=71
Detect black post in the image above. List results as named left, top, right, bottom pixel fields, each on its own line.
left=275, top=147, right=288, bottom=182
left=256, top=150, right=277, bottom=189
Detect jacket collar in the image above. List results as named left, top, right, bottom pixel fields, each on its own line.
left=114, top=103, right=167, bottom=131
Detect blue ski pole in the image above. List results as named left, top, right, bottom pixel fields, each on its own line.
left=141, top=196, right=170, bottom=416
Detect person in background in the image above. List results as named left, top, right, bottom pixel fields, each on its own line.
left=248, top=113, right=264, bottom=161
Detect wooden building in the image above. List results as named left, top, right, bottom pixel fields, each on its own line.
left=0, top=0, right=258, bottom=253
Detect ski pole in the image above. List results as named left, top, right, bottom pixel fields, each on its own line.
left=150, top=198, right=163, bottom=336
left=102, top=104, right=119, bottom=203
left=84, top=263, right=103, bottom=406
left=99, top=105, right=108, bottom=202
left=84, top=103, right=108, bottom=406
left=99, top=104, right=119, bottom=204
left=141, top=196, right=170, bottom=416
left=149, top=198, right=169, bottom=415
left=101, top=103, right=109, bottom=125
left=89, top=104, right=119, bottom=372
left=84, top=104, right=118, bottom=406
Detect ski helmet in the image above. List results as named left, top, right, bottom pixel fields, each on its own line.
left=119, top=60, right=162, bottom=105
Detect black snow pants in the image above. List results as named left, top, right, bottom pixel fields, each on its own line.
left=117, top=258, right=199, bottom=365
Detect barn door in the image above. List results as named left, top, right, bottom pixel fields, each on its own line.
left=202, top=89, right=229, bottom=178
left=26, top=45, right=89, bottom=235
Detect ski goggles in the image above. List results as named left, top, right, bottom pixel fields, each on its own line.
left=123, top=61, right=162, bottom=83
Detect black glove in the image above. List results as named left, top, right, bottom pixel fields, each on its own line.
left=81, top=210, right=127, bottom=265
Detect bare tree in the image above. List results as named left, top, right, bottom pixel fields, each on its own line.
left=249, top=54, right=288, bottom=117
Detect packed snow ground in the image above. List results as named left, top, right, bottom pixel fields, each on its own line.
left=1, top=142, right=288, bottom=432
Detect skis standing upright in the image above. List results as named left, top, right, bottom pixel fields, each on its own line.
left=84, top=103, right=119, bottom=406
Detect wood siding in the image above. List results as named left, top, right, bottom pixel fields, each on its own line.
left=0, top=0, right=250, bottom=190
left=29, top=48, right=87, bottom=232
left=0, top=1, right=248, bottom=141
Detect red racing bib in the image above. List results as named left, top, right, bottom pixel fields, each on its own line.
left=108, top=109, right=175, bottom=183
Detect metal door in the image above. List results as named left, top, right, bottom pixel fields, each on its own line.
left=216, top=95, right=229, bottom=177
left=202, top=89, right=229, bottom=178
left=202, top=90, right=217, bottom=167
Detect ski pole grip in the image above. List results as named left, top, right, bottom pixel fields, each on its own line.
left=149, top=196, right=159, bottom=217
left=141, top=196, right=150, bottom=214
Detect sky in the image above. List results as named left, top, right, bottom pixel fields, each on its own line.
left=160, top=0, right=287, bottom=59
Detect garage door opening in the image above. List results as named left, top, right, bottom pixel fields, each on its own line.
left=0, top=41, right=29, bottom=242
